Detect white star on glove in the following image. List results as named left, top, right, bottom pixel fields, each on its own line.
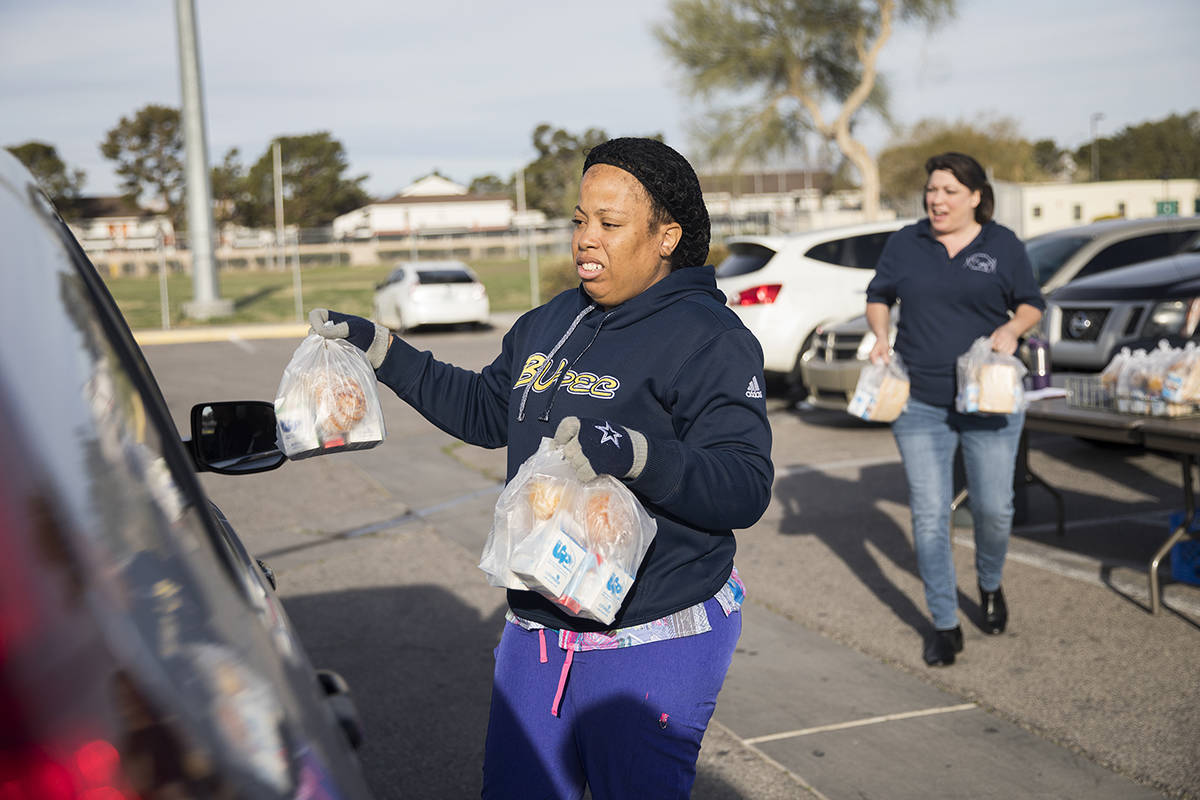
left=595, top=421, right=623, bottom=447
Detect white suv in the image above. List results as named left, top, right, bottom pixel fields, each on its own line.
left=715, top=219, right=913, bottom=393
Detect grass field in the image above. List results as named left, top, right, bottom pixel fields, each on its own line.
left=104, top=256, right=580, bottom=330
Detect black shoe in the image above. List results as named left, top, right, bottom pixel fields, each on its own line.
left=979, top=584, right=1007, bottom=635
left=923, top=626, right=963, bottom=666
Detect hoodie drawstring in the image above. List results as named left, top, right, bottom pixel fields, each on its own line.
left=517, top=304, right=595, bottom=422
left=537, top=311, right=612, bottom=423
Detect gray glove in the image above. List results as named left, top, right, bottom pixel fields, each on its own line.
left=308, top=308, right=391, bottom=370
left=553, top=416, right=648, bottom=483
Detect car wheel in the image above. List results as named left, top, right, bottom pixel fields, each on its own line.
left=785, top=330, right=818, bottom=402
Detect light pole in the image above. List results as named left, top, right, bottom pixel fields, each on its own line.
left=1090, top=112, right=1105, bottom=182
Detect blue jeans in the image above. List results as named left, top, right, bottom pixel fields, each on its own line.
left=891, top=397, right=1025, bottom=630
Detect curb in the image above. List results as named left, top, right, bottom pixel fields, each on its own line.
left=133, top=322, right=310, bottom=346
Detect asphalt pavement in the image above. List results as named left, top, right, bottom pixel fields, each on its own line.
left=142, top=317, right=1199, bottom=799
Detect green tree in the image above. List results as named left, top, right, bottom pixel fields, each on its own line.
left=522, top=125, right=612, bottom=218
left=656, top=0, right=956, bottom=220
left=878, top=116, right=1044, bottom=208
left=468, top=173, right=513, bottom=197
left=210, top=147, right=249, bottom=228
left=1075, top=111, right=1200, bottom=182
left=240, top=133, right=370, bottom=229
left=1032, top=139, right=1072, bottom=180
left=100, top=104, right=184, bottom=227
left=5, top=141, right=86, bottom=215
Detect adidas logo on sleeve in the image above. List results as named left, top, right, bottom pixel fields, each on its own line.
left=745, top=376, right=763, bottom=399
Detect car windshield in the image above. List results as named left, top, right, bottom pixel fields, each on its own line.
left=715, top=243, right=776, bottom=278
left=416, top=269, right=475, bottom=284
left=1025, top=235, right=1092, bottom=287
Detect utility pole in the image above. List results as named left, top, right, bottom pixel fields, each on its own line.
left=273, top=141, right=304, bottom=320
left=176, top=0, right=231, bottom=319
left=1090, top=112, right=1105, bottom=182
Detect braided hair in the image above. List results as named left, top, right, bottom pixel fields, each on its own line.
left=583, top=137, right=711, bottom=269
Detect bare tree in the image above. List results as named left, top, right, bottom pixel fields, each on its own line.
left=656, top=0, right=955, bottom=220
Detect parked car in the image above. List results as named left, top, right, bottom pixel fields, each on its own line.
left=0, top=152, right=374, bottom=799
left=714, top=219, right=914, bottom=392
left=801, top=216, right=1200, bottom=409
left=372, top=260, right=490, bottom=332
left=1047, top=245, right=1200, bottom=370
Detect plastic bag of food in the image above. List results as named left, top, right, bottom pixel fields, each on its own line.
left=481, top=437, right=657, bottom=625
left=955, top=336, right=1027, bottom=414
left=1163, top=342, right=1200, bottom=403
left=847, top=354, right=910, bottom=422
left=273, top=334, right=385, bottom=459
left=1116, top=348, right=1150, bottom=413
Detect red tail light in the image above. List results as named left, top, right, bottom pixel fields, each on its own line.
left=731, top=284, right=782, bottom=306
left=0, top=740, right=134, bottom=800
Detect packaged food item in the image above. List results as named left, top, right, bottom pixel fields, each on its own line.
left=1162, top=342, right=1200, bottom=403
left=481, top=438, right=657, bottom=624
left=274, top=334, right=385, bottom=459
left=847, top=354, right=910, bottom=422
left=955, top=336, right=1027, bottom=414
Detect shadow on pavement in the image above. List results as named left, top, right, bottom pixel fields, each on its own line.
left=283, top=585, right=762, bottom=799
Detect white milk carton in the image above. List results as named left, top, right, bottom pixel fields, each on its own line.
left=510, top=515, right=587, bottom=598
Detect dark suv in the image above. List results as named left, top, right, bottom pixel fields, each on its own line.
left=0, top=152, right=373, bottom=797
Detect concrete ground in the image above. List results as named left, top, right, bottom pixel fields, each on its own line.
left=144, top=317, right=1200, bottom=799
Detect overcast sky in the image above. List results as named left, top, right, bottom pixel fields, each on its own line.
left=2, top=0, right=1196, bottom=199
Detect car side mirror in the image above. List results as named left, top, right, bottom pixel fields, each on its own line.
left=189, top=400, right=286, bottom=475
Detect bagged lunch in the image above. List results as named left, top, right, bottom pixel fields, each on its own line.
left=274, top=333, right=386, bottom=459
left=847, top=353, right=910, bottom=422
left=955, top=336, right=1027, bottom=414
left=480, top=438, right=657, bottom=625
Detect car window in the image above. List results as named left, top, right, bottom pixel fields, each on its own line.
left=386, top=268, right=406, bottom=284
left=715, top=243, right=776, bottom=278
left=803, top=231, right=894, bottom=269
left=1075, top=232, right=1182, bottom=280
left=1025, top=234, right=1091, bottom=287
left=416, top=269, right=475, bottom=284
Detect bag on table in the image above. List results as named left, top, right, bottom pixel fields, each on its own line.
left=273, top=333, right=386, bottom=459
left=480, top=437, right=657, bottom=625
left=847, top=353, right=910, bottom=422
left=955, top=336, right=1027, bottom=414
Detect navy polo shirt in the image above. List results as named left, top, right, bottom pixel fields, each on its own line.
left=866, top=219, right=1045, bottom=407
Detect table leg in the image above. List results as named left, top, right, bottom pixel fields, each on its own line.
left=1149, top=454, right=1196, bottom=614
left=1017, top=429, right=1066, bottom=537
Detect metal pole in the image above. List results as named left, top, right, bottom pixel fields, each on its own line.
left=273, top=141, right=285, bottom=271
left=291, top=229, right=304, bottom=320
left=157, top=226, right=171, bottom=329
left=175, top=0, right=231, bottom=319
left=517, top=167, right=539, bottom=308
left=1090, top=112, right=1105, bottom=182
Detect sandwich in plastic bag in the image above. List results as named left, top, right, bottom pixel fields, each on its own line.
left=274, top=333, right=386, bottom=459
left=955, top=336, right=1027, bottom=414
left=847, top=353, right=910, bottom=422
left=480, top=438, right=657, bottom=625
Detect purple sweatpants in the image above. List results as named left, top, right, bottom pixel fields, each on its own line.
left=481, top=597, right=741, bottom=800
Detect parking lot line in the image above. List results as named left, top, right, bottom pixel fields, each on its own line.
left=742, top=703, right=977, bottom=745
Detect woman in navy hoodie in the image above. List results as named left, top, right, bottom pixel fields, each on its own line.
left=310, top=137, right=773, bottom=799
left=866, top=152, right=1044, bottom=668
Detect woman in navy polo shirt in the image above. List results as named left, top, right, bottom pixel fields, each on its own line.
left=865, top=152, right=1044, bottom=667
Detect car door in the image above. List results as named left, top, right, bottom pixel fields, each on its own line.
left=0, top=156, right=374, bottom=799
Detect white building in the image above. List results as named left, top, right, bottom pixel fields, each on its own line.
left=994, top=179, right=1200, bottom=238
left=68, top=196, right=173, bottom=251
left=332, top=174, right=532, bottom=239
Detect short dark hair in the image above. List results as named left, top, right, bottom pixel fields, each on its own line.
left=924, top=152, right=994, bottom=223
left=583, top=137, right=710, bottom=269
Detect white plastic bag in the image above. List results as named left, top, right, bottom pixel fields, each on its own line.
left=955, top=336, right=1027, bottom=414
left=274, top=334, right=386, bottom=459
left=847, top=354, right=910, bottom=422
left=481, top=437, right=658, bottom=625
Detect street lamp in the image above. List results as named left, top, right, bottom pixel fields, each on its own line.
left=1090, top=112, right=1105, bottom=182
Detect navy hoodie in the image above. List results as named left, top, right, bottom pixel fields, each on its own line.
left=866, top=219, right=1045, bottom=407
left=375, top=265, right=774, bottom=631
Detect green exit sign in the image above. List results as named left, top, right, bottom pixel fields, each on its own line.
left=1156, top=200, right=1179, bottom=216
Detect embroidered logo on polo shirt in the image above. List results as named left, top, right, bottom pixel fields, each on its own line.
left=745, top=377, right=763, bottom=399
left=964, top=253, right=997, bottom=273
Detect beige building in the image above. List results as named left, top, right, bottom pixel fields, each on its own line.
left=994, top=179, right=1200, bottom=238
left=331, top=174, right=532, bottom=239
